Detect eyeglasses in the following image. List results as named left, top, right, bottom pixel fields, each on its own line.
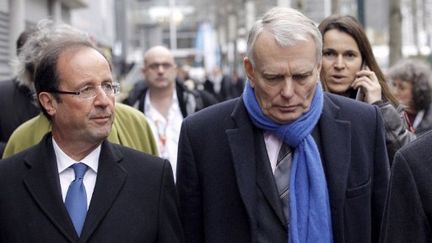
left=147, top=62, right=174, bottom=71
left=49, top=82, right=120, bottom=99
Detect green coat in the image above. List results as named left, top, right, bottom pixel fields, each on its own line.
left=3, top=103, right=158, bottom=158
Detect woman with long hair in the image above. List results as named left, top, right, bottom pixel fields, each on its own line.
left=318, top=15, right=415, bottom=162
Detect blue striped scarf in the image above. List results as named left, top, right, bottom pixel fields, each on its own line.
left=242, top=81, right=333, bottom=243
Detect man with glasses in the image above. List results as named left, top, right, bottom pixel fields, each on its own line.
left=2, top=25, right=159, bottom=158
left=124, top=45, right=216, bottom=181
left=0, top=22, right=183, bottom=242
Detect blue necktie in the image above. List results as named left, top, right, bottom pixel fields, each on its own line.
left=65, top=163, right=88, bottom=236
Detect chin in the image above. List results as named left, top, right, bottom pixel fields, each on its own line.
left=93, top=126, right=111, bottom=138
left=90, top=133, right=109, bottom=144
left=272, top=114, right=300, bottom=124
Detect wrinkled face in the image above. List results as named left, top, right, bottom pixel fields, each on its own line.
left=392, top=79, right=414, bottom=110
left=244, top=31, right=320, bottom=124
left=143, top=47, right=177, bottom=90
left=321, top=29, right=363, bottom=94
left=43, top=47, right=115, bottom=145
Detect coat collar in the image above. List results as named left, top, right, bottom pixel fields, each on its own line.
left=23, top=133, right=76, bottom=242
left=254, top=132, right=287, bottom=227
left=226, top=98, right=258, bottom=228
left=227, top=95, right=351, bottom=235
left=227, top=99, right=287, bottom=228
left=79, top=140, right=127, bottom=242
left=23, top=134, right=127, bottom=242
left=318, top=94, right=351, bottom=240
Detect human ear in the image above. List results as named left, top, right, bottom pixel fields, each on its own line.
left=243, top=57, right=256, bottom=87
left=38, top=92, right=57, bottom=116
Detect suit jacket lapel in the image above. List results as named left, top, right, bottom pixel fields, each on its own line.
left=226, top=99, right=258, bottom=227
left=255, top=132, right=287, bottom=227
left=80, top=141, right=127, bottom=242
left=23, top=134, right=77, bottom=242
left=227, top=96, right=352, bottom=235
left=319, top=94, right=351, bottom=241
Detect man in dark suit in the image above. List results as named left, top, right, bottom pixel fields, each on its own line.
left=176, top=7, right=389, bottom=243
left=0, top=21, right=183, bottom=242
left=380, top=131, right=432, bottom=242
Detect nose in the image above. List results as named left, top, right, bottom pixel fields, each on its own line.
left=93, top=86, right=112, bottom=106
left=280, top=79, right=294, bottom=98
left=157, top=65, right=164, bottom=72
left=393, top=87, right=401, bottom=98
left=334, top=55, right=345, bottom=69
left=157, top=64, right=168, bottom=73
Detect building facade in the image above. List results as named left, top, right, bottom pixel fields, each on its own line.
left=0, top=0, right=117, bottom=81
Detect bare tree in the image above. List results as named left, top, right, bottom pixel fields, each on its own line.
left=389, top=0, right=402, bottom=66
left=412, top=0, right=420, bottom=55
left=332, top=0, right=340, bottom=14
left=295, top=0, right=306, bottom=12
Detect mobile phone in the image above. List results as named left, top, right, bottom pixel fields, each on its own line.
left=355, top=62, right=367, bottom=101
left=355, top=86, right=364, bottom=101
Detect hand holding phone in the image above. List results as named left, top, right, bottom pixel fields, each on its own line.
left=353, top=63, right=382, bottom=104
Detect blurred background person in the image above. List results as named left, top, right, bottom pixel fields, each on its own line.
left=229, top=70, right=246, bottom=99
left=203, top=65, right=233, bottom=102
left=123, top=45, right=217, bottom=180
left=0, top=29, right=39, bottom=156
left=387, top=58, right=432, bottom=135
left=318, top=15, right=415, bottom=162
left=177, top=64, right=197, bottom=91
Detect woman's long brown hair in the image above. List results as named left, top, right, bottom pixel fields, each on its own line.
left=318, top=15, right=398, bottom=106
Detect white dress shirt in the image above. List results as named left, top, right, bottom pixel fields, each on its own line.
left=144, top=90, right=183, bottom=180
left=264, top=132, right=283, bottom=173
left=53, top=138, right=99, bottom=209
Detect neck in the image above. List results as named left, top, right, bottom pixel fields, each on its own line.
left=149, top=87, right=175, bottom=118
left=52, top=132, right=101, bottom=161
left=335, top=88, right=356, bottom=99
left=405, top=106, right=417, bottom=115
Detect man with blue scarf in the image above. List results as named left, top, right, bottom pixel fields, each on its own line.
left=176, top=7, right=390, bottom=243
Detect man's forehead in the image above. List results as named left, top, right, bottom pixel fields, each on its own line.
left=145, top=56, right=175, bottom=64
left=144, top=47, right=175, bottom=64
left=57, top=47, right=112, bottom=81
left=258, top=63, right=317, bottom=76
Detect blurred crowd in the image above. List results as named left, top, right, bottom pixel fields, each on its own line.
left=2, top=6, right=432, bottom=242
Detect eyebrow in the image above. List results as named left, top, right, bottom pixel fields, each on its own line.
left=71, top=79, right=113, bottom=89
left=323, top=47, right=359, bottom=54
left=262, top=69, right=314, bottom=77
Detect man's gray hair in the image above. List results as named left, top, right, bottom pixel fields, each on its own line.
left=13, top=20, right=93, bottom=94
left=13, top=20, right=99, bottom=118
left=246, top=7, right=322, bottom=67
